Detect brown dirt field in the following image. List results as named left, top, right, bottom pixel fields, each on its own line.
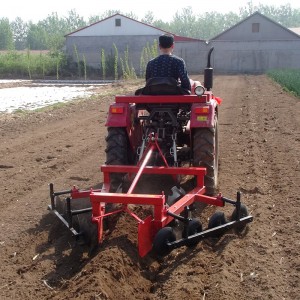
left=0, top=75, right=299, bottom=300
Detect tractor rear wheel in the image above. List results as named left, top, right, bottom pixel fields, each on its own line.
left=105, top=127, right=132, bottom=192
left=192, top=115, right=219, bottom=195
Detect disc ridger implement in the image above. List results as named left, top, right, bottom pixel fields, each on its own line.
left=49, top=134, right=253, bottom=257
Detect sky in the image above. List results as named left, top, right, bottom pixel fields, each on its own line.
left=1, top=0, right=299, bottom=23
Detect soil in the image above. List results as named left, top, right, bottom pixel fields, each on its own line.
left=0, top=75, right=299, bottom=300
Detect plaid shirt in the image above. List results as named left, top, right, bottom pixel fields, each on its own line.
left=146, top=54, right=191, bottom=90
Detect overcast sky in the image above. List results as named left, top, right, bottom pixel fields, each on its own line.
left=1, top=0, right=299, bottom=22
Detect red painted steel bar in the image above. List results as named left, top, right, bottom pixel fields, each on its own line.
left=115, top=93, right=213, bottom=104
left=101, top=165, right=206, bottom=176
left=127, top=144, right=155, bottom=194
left=90, top=192, right=165, bottom=206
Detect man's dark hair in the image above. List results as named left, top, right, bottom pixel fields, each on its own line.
left=159, top=34, right=174, bottom=48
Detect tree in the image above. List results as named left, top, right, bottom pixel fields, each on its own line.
left=125, top=12, right=139, bottom=20
left=88, top=10, right=139, bottom=24
left=89, top=10, right=121, bottom=24
left=141, top=11, right=155, bottom=24
left=195, top=12, right=241, bottom=40
left=152, top=20, right=171, bottom=32
left=28, top=12, right=80, bottom=50
left=239, top=1, right=256, bottom=18
left=239, top=1, right=300, bottom=28
left=64, top=9, right=86, bottom=32
left=170, top=7, right=198, bottom=38
left=258, top=3, right=300, bottom=27
left=0, top=18, right=14, bottom=50
left=40, top=13, right=67, bottom=50
left=2, top=4, right=300, bottom=52
left=88, top=15, right=102, bottom=24
left=11, top=17, right=28, bottom=50
left=26, top=22, right=48, bottom=50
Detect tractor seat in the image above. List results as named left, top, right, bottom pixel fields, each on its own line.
left=135, top=77, right=190, bottom=96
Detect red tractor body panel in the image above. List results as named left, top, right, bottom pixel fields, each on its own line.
left=190, top=102, right=218, bottom=128
left=105, top=102, right=132, bottom=127
left=115, top=93, right=210, bottom=104
left=106, top=92, right=220, bottom=129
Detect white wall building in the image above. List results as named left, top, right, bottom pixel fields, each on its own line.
left=65, top=12, right=300, bottom=75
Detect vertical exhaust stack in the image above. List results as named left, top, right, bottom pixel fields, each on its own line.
left=204, top=47, right=214, bottom=91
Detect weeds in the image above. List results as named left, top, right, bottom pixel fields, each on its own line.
left=0, top=50, right=61, bottom=79
left=0, top=39, right=158, bottom=80
left=73, top=44, right=81, bottom=78
left=82, top=54, right=87, bottom=80
left=113, top=43, right=119, bottom=80
left=101, top=49, right=106, bottom=80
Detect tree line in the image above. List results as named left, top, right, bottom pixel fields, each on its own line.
left=0, top=2, right=299, bottom=51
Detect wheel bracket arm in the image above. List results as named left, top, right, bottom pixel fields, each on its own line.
left=167, top=216, right=253, bottom=250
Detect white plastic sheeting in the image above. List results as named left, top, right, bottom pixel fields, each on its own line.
left=0, top=84, right=94, bottom=113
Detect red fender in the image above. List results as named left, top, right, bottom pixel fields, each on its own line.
left=105, top=102, right=132, bottom=127
left=190, top=99, right=219, bottom=128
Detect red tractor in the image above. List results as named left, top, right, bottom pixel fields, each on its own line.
left=49, top=48, right=252, bottom=257
left=106, top=47, right=219, bottom=196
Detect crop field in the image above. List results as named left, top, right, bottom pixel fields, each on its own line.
left=0, top=75, right=299, bottom=299
left=267, top=69, right=300, bottom=97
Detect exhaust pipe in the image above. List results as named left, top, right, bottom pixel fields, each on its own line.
left=204, top=47, right=214, bottom=91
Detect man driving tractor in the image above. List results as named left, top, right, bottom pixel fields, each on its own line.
left=146, top=33, right=191, bottom=93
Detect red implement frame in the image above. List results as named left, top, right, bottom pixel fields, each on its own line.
left=87, top=136, right=224, bottom=257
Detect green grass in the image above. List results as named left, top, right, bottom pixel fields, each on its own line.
left=0, top=40, right=159, bottom=80
left=267, top=69, right=300, bottom=98
left=12, top=108, right=28, bottom=114
left=0, top=50, right=64, bottom=79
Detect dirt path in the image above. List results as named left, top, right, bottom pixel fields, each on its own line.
left=0, top=76, right=299, bottom=299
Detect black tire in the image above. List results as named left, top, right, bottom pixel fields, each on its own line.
left=153, top=227, right=176, bottom=257
left=192, top=114, right=219, bottom=195
left=207, top=211, right=227, bottom=237
left=105, top=127, right=132, bottom=192
left=231, top=203, right=249, bottom=233
left=76, top=214, right=98, bottom=249
left=53, top=196, right=97, bottom=249
left=182, top=219, right=202, bottom=247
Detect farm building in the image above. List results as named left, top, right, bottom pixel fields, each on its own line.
left=65, top=12, right=300, bottom=75
left=65, top=14, right=204, bottom=76
left=210, top=12, right=300, bottom=73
